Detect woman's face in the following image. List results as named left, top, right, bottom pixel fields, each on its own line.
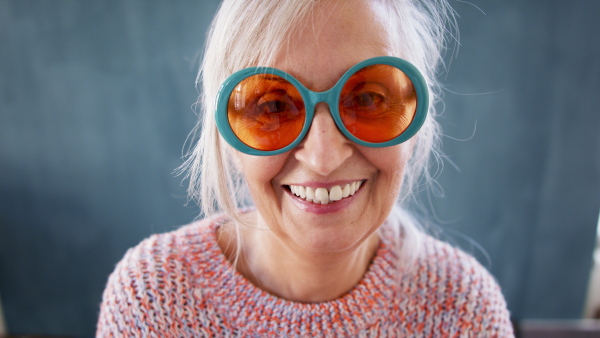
left=234, top=0, right=414, bottom=254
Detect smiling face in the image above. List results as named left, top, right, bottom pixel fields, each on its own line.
left=233, top=0, right=414, bottom=255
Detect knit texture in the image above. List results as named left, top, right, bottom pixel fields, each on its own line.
left=97, top=217, right=514, bottom=337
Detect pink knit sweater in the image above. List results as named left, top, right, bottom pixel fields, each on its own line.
left=97, top=217, right=514, bottom=337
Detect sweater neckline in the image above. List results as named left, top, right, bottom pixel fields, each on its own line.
left=200, top=217, right=401, bottom=336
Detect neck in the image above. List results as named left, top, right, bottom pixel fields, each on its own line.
left=230, top=218, right=380, bottom=303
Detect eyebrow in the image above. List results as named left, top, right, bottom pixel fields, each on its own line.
left=252, top=73, right=291, bottom=84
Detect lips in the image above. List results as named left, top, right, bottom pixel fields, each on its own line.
left=287, top=180, right=363, bottom=205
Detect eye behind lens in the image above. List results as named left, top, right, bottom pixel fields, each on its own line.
left=227, top=73, right=306, bottom=151
left=339, top=64, right=418, bottom=143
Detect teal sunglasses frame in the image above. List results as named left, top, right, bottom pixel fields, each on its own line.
left=215, top=56, right=429, bottom=156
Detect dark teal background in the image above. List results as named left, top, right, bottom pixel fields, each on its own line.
left=1, top=1, right=599, bottom=337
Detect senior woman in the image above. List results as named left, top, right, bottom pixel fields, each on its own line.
left=98, top=0, right=513, bottom=336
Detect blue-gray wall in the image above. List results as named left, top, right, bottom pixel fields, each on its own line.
left=1, top=1, right=599, bottom=337
left=430, top=0, right=600, bottom=320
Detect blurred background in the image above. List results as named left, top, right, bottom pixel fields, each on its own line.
left=1, top=0, right=599, bottom=337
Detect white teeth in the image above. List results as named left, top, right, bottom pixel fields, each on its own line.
left=306, top=187, right=315, bottom=202
left=342, top=184, right=350, bottom=198
left=289, top=181, right=363, bottom=205
left=315, top=187, right=329, bottom=204
left=298, top=186, right=306, bottom=199
left=329, top=185, right=342, bottom=201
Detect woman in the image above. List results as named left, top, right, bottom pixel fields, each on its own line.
left=98, top=0, right=514, bottom=336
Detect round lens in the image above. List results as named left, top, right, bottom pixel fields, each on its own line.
left=227, top=74, right=306, bottom=151
left=338, top=64, right=417, bottom=143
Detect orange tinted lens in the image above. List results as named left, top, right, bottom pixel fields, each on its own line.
left=228, top=74, right=305, bottom=151
left=339, top=64, right=417, bottom=143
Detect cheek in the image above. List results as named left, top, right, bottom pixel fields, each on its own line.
left=366, top=144, right=412, bottom=197
left=368, top=144, right=411, bottom=176
left=236, top=152, right=289, bottom=193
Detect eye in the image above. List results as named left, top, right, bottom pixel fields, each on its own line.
left=352, top=92, right=382, bottom=107
left=249, top=89, right=304, bottom=127
left=341, top=89, right=386, bottom=111
left=255, top=90, right=295, bottom=114
left=260, top=98, right=289, bottom=114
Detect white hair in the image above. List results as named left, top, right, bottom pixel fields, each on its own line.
left=181, top=0, right=456, bottom=264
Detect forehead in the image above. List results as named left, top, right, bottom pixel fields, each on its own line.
left=273, top=0, right=392, bottom=92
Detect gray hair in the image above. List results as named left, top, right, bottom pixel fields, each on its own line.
left=181, top=0, right=455, bottom=262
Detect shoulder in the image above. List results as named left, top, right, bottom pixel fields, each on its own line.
left=109, top=217, right=218, bottom=284
left=96, top=217, right=224, bottom=336
left=400, top=234, right=514, bottom=336
left=419, top=234, right=497, bottom=284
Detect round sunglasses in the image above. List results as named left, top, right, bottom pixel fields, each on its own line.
left=215, top=56, right=429, bottom=156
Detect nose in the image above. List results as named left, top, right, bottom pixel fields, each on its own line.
left=294, top=103, right=353, bottom=176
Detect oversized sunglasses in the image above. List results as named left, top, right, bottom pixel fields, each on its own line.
left=215, top=56, right=429, bottom=156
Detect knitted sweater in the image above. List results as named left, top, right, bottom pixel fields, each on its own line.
left=97, top=217, right=514, bottom=337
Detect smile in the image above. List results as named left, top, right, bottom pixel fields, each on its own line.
left=287, top=180, right=364, bottom=205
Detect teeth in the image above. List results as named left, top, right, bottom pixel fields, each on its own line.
left=342, top=184, right=350, bottom=198
left=315, top=187, right=329, bottom=204
left=329, top=185, right=342, bottom=201
left=289, top=181, right=363, bottom=205
left=298, top=186, right=306, bottom=199
left=306, top=187, right=315, bottom=203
